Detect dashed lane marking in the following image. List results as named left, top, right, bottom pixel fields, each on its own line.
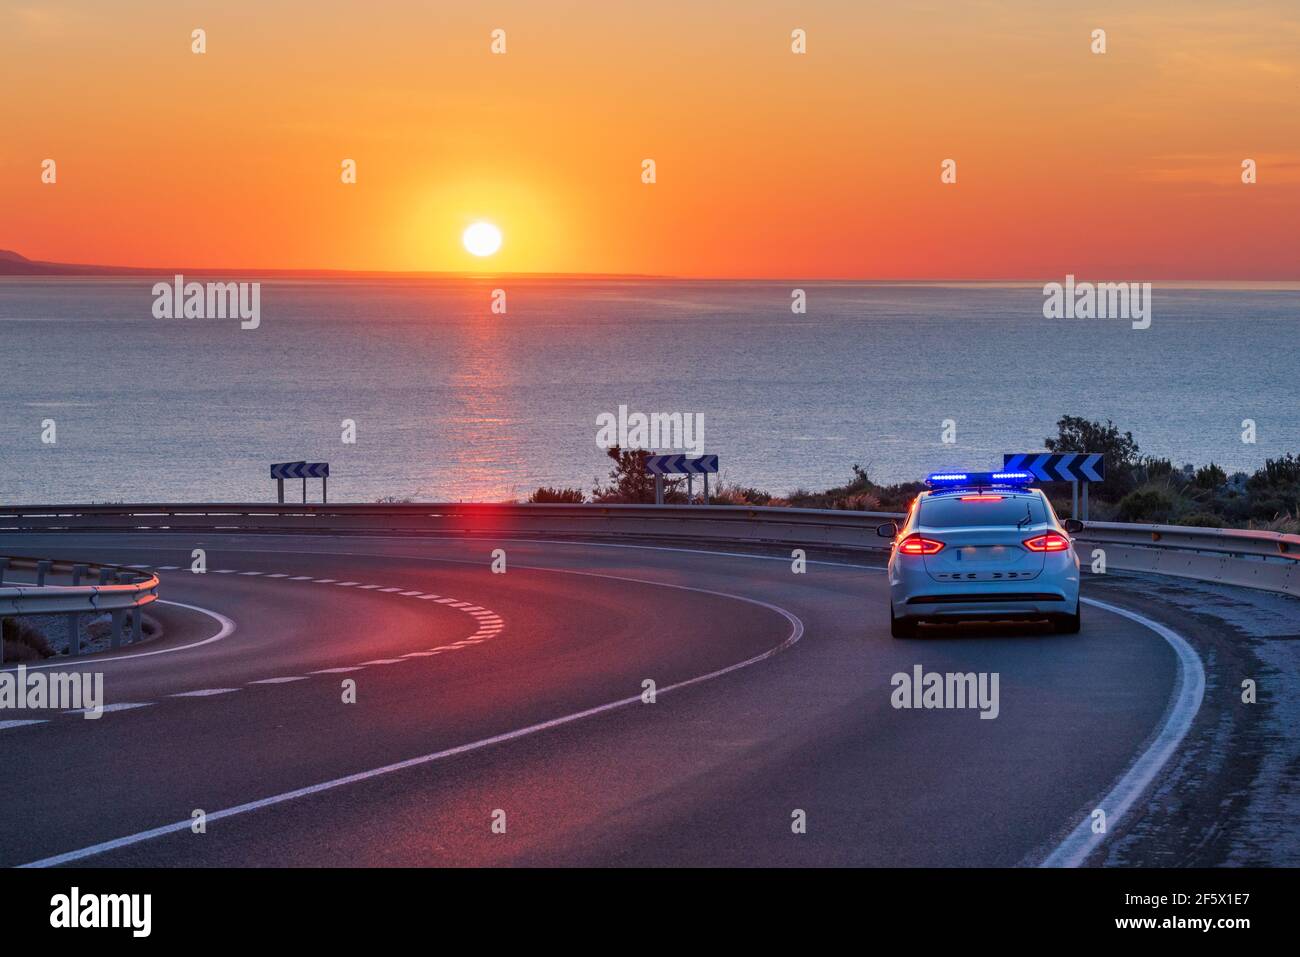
left=2, top=565, right=502, bottom=732
left=18, top=578, right=804, bottom=867
left=247, top=676, right=310, bottom=685
left=65, top=703, right=153, bottom=716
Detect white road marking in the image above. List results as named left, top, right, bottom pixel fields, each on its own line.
left=64, top=703, right=153, bottom=715
left=399, top=590, right=424, bottom=596
left=401, top=651, right=437, bottom=658
left=170, top=688, right=240, bottom=698
left=309, top=667, right=364, bottom=674
left=266, top=573, right=289, bottom=578
left=214, top=569, right=237, bottom=574
left=0, top=719, right=48, bottom=730
left=155, top=565, right=180, bottom=571
left=379, top=587, right=403, bottom=593
left=288, top=576, right=313, bottom=581
left=19, top=584, right=803, bottom=868
left=247, top=676, right=309, bottom=685
left=238, top=571, right=263, bottom=576
left=358, top=584, right=381, bottom=590
left=313, top=579, right=337, bottom=584
left=335, top=581, right=360, bottom=587
left=358, top=658, right=406, bottom=666
left=1038, top=598, right=1206, bottom=868
left=417, top=594, right=441, bottom=600
left=1, top=599, right=236, bottom=674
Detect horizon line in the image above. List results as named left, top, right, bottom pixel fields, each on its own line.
left=3, top=251, right=1299, bottom=285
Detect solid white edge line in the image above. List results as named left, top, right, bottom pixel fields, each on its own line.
left=1037, top=597, right=1206, bottom=868
left=19, top=580, right=804, bottom=868
left=21, top=535, right=1203, bottom=869
left=0, top=599, right=236, bottom=673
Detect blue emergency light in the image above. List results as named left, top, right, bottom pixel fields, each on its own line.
left=925, top=470, right=1035, bottom=489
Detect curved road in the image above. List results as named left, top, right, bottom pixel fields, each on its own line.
left=0, top=532, right=1185, bottom=867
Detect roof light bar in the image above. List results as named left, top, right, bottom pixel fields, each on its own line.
left=925, top=470, right=1035, bottom=489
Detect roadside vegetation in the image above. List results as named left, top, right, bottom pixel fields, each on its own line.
left=1, top=617, right=54, bottom=662
left=525, top=416, right=1298, bottom=532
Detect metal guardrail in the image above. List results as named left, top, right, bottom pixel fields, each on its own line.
left=1, top=503, right=1297, bottom=598
left=0, top=556, right=160, bottom=661
left=1071, top=521, right=1300, bottom=597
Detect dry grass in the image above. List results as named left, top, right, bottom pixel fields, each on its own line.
left=1, top=618, right=54, bottom=662
left=1249, top=513, right=1300, bottom=534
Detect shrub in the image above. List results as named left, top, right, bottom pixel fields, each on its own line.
left=1193, top=463, right=1227, bottom=490
left=529, top=487, right=585, bottom=503
left=1116, top=486, right=1179, bottom=523
left=592, top=447, right=685, bottom=504
left=839, top=492, right=882, bottom=511
left=1176, top=511, right=1225, bottom=529
left=1045, top=416, right=1142, bottom=498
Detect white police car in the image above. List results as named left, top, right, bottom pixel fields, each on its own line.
left=878, top=471, right=1082, bottom=638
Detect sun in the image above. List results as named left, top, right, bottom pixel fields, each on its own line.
left=462, top=221, right=502, bottom=257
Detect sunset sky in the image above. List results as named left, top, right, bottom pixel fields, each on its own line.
left=3, top=0, right=1298, bottom=278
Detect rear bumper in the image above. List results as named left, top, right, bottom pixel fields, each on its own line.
left=901, top=596, right=1075, bottom=620
left=889, top=550, right=1079, bottom=621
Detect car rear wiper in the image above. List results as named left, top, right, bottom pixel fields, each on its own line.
left=1016, top=506, right=1034, bottom=529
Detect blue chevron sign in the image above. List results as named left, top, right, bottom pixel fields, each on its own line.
left=645, top=454, right=718, bottom=475
left=270, top=461, right=330, bottom=479
left=1003, top=453, right=1104, bottom=483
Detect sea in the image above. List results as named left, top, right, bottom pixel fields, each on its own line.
left=2, top=278, right=1297, bottom=504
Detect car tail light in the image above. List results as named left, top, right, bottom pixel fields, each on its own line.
left=898, top=534, right=945, bottom=555
left=1023, top=532, right=1072, bottom=552
left=959, top=494, right=1005, bottom=501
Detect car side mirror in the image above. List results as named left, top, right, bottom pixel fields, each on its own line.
left=1063, top=518, right=1084, bottom=534
left=876, top=521, right=898, bottom=538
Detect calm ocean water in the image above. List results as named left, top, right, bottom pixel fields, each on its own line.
left=2, top=278, right=1298, bottom=504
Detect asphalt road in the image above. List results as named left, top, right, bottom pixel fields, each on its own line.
left=0, top=532, right=1182, bottom=867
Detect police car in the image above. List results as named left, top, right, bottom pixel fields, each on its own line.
left=878, top=470, right=1083, bottom=638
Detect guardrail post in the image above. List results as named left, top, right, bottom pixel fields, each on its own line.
left=65, top=564, right=86, bottom=657
left=110, top=610, right=124, bottom=649
left=0, top=557, right=9, bottom=582
left=115, top=571, right=144, bottom=644
left=98, top=568, right=112, bottom=585
left=36, top=559, right=52, bottom=586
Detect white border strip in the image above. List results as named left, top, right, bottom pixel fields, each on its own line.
left=19, top=581, right=802, bottom=868
left=1038, top=596, right=1205, bottom=867
left=0, top=599, right=236, bottom=673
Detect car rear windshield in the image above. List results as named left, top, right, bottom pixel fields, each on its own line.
left=918, top=494, right=1047, bottom=529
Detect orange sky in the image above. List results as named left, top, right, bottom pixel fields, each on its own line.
left=3, top=0, right=1298, bottom=278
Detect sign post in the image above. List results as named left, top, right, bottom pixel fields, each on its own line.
left=645, top=454, right=719, bottom=505
left=270, top=462, right=330, bottom=504
left=1002, top=453, right=1105, bottom=520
